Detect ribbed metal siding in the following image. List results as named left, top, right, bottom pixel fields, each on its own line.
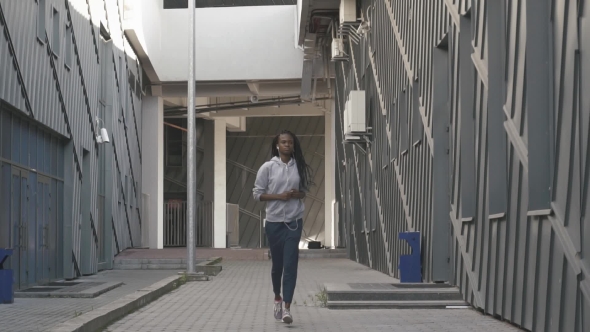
left=0, top=0, right=142, bottom=277
left=334, top=0, right=588, bottom=330
left=335, top=0, right=440, bottom=280
left=0, top=0, right=67, bottom=135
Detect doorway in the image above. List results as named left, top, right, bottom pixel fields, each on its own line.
left=11, top=167, right=29, bottom=289
left=35, top=175, right=58, bottom=284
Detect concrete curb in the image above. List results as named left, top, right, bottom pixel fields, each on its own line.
left=48, top=275, right=182, bottom=332
left=205, top=256, right=223, bottom=265
left=15, top=282, right=124, bottom=299
left=196, top=257, right=223, bottom=276
left=179, top=272, right=210, bottom=281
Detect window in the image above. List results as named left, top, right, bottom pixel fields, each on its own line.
left=128, top=71, right=135, bottom=95
left=65, top=23, right=72, bottom=68
left=163, top=0, right=189, bottom=9
left=136, top=80, right=141, bottom=98
left=125, top=175, right=128, bottom=206
left=117, top=171, right=122, bottom=203
left=119, top=56, right=125, bottom=114
left=51, top=7, right=60, bottom=56
left=37, top=0, right=46, bottom=43
left=166, top=124, right=183, bottom=167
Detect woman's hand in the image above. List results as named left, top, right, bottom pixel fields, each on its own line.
left=289, top=189, right=306, bottom=199
left=278, top=191, right=293, bottom=201
left=259, top=191, right=302, bottom=201
left=260, top=193, right=290, bottom=201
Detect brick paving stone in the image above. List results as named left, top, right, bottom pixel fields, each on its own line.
left=104, top=260, right=523, bottom=332
left=0, top=270, right=176, bottom=332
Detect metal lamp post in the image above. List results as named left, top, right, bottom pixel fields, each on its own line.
left=186, top=2, right=196, bottom=274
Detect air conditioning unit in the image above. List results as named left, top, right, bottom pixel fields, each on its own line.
left=340, top=0, right=357, bottom=25
left=343, top=90, right=366, bottom=135
left=331, top=38, right=348, bottom=61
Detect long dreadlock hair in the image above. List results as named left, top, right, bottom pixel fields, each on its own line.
left=271, top=130, right=314, bottom=192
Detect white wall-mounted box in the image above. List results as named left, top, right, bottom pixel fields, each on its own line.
left=340, top=0, right=357, bottom=24
left=345, top=90, right=366, bottom=134
left=331, top=38, right=347, bottom=61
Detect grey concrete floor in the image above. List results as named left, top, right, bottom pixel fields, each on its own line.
left=0, top=270, right=176, bottom=332
left=104, top=260, right=523, bottom=332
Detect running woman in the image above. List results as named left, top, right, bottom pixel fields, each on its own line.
left=253, top=130, right=313, bottom=324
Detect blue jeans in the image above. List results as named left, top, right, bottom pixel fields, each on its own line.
left=265, top=219, right=303, bottom=304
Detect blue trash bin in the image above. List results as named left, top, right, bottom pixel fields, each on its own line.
left=398, top=232, right=422, bottom=283
left=0, top=248, right=14, bottom=304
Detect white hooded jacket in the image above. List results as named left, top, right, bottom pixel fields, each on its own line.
left=252, top=156, right=306, bottom=222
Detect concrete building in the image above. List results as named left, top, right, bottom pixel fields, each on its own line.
left=0, top=0, right=588, bottom=331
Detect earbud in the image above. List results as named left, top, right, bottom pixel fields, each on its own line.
left=276, top=146, right=279, bottom=150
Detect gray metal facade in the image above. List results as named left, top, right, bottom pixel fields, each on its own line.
left=227, top=116, right=326, bottom=248
left=0, top=0, right=143, bottom=285
left=333, top=0, right=588, bottom=331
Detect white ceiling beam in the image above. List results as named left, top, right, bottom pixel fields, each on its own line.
left=207, top=104, right=325, bottom=117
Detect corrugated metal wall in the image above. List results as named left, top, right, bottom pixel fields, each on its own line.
left=334, top=0, right=588, bottom=331
left=0, top=0, right=143, bottom=281
left=227, top=116, right=325, bottom=248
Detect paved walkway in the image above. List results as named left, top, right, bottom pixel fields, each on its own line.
left=104, top=260, right=522, bottom=332
left=0, top=270, right=176, bottom=332
left=116, top=248, right=269, bottom=261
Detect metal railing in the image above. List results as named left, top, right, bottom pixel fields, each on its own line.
left=164, top=200, right=213, bottom=247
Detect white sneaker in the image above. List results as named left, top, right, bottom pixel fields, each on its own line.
left=282, top=308, right=293, bottom=324
left=273, top=300, right=283, bottom=321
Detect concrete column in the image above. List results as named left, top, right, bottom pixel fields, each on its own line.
left=213, top=119, right=227, bottom=248
left=324, top=102, right=336, bottom=248
left=141, top=96, right=164, bottom=249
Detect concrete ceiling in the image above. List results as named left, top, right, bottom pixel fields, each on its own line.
left=151, top=80, right=330, bottom=98
left=163, top=97, right=330, bottom=118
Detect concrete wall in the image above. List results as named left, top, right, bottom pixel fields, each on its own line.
left=142, top=97, right=163, bottom=249
left=129, top=2, right=303, bottom=81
